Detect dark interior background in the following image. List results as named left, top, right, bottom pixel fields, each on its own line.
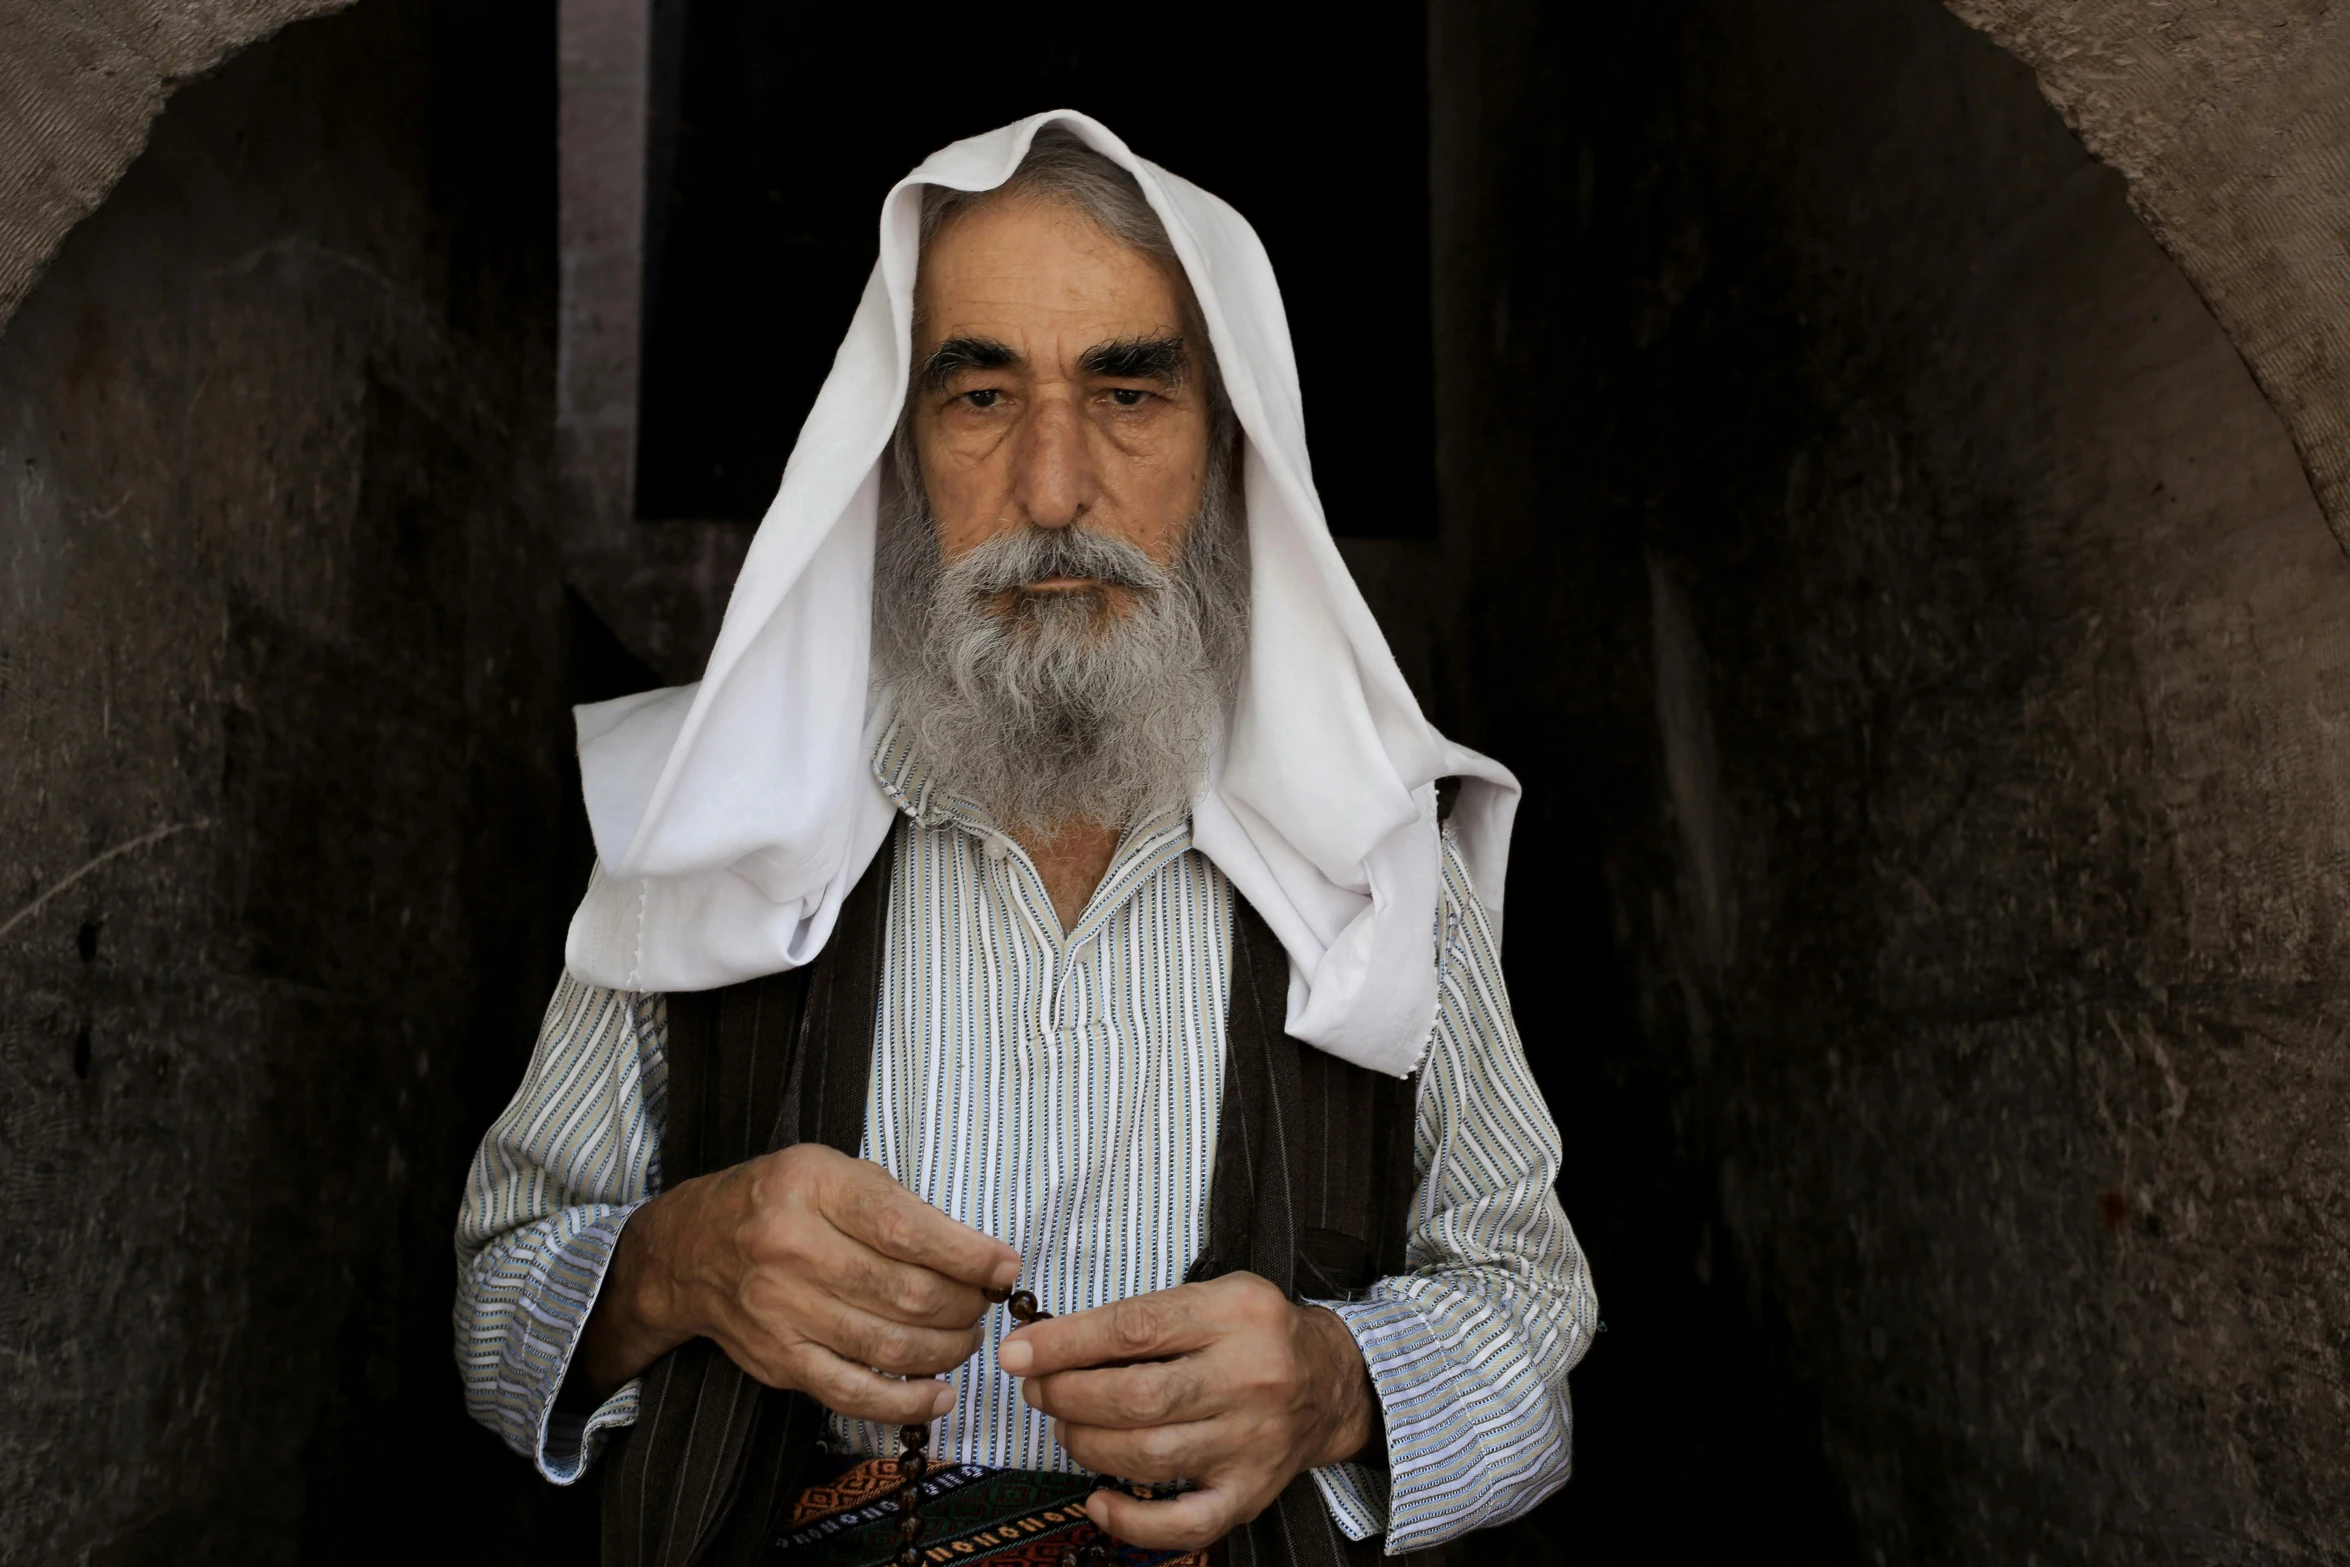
left=632, top=0, right=1435, bottom=537
left=6, top=1, right=2350, bottom=1564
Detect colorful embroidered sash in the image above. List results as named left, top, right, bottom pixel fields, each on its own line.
left=773, top=1456, right=1213, bottom=1567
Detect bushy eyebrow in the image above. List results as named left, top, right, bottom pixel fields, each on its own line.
left=919, top=335, right=1021, bottom=391
left=1081, top=334, right=1189, bottom=385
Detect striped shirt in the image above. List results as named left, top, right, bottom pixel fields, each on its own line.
left=454, top=731, right=1596, bottom=1553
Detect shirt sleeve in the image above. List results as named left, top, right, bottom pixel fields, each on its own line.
left=453, top=973, right=669, bottom=1482
left=1306, top=827, right=1599, bottom=1552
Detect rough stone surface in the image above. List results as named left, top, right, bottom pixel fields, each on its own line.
left=0, top=4, right=598, bottom=1562
left=0, top=0, right=358, bottom=334
left=1944, top=0, right=2350, bottom=549
left=1433, top=0, right=2350, bottom=1561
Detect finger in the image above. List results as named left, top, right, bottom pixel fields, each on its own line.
left=1083, top=1486, right=1232, bottom=1554
left=825, top=1238, right=994, bottom=1330
left=1054, top=1417, right=1220, bottom=1484
left=789, top=1344, right=959, bottom=1426
left=818, top=1298, right=987, bottom=1378
left=826, top=1161, right=1022, bottom=1289
left=999, top=1287, right=1214, bottom=1377
left=1022, top=1361, right=1216, bottom=1428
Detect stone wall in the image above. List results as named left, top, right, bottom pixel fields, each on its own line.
left=1946, top=0, right=2350, bottom=548
left=0, top=4, right=596, bottom=1562
left=0, top=0, right=358, bottom=332
left=1433, top=0, right=2350, bottom=1560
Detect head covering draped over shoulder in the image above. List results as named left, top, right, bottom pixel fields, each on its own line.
left=567, top=111, right=1519, bottom=1078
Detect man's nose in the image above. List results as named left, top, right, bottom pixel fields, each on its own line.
left=1011, top=394, right=1095, bottom=530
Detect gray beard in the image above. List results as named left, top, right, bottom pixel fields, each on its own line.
left=873, top=455, right=1248, bottom=834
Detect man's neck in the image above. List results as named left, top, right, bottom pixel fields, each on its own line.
left=1013, top=819, right=1123, bottom=933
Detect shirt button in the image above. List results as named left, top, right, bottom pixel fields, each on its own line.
left=984, top=838, right=1009, bottom=863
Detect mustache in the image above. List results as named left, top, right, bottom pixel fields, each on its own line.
left=947, top=524, right=1172, bottom=598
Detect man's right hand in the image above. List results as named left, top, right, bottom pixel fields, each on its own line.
left=573, top=1143, right=1022, bottom=1425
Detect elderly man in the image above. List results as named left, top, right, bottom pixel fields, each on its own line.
left=455, top=115, right=1594, bottom=1567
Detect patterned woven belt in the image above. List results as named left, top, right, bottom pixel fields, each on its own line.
left=771, top=1455, right=1214, bottom=1567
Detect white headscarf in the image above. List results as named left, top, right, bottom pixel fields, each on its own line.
left=567, top=110, right=1518, bottom=1078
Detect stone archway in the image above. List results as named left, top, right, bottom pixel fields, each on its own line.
left=0, top=0, right=356, bottom=326
left=8, top=3, right=2350, bottom=1562
left=1949, top=1, right=2350, bottom=544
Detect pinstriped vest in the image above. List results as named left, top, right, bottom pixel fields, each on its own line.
left=601, top=824, right=1430, bottom=1567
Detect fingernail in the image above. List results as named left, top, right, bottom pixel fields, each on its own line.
left=991, top=1256, right=1023, bottom=1290
left=931, top=1383, right=955, bottom=1417
left=999, top=1338, right=1033, bottom=1375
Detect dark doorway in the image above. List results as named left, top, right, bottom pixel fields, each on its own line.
left=633, top=0, right=1434, bottom=537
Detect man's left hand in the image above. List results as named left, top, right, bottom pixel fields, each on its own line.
left=997, top=1272, right=1380, bottom=1551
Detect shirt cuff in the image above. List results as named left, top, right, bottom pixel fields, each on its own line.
left=1310, top=1293, right=1447, bottom=1545
left=1312, top=1292, right=1468, bottom=1554
left=1306, top=1459, right=1391, bottom=1543
left=511, top=1199, right=649, bottom=1483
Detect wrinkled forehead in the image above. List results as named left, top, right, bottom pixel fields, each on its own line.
left=914, top=194, right=1190, bottom=343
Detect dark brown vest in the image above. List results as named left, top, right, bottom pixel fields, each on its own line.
left=601, top=831, right=1430, bottom=1567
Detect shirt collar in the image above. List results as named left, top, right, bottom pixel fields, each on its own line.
left=871, top=718, right=957, bottom=829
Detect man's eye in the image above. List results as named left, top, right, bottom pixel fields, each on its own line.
left=1109, top=388, right=1150, bottom=407
left=963, top=389, right=1002, bottom=409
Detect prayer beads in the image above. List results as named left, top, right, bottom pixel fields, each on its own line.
left=891, top=1287, right=1055, bottom=1567
left=892, top=1284, right=1175, bottom=1567
left=889, top=1421, right=930, bottom=1567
